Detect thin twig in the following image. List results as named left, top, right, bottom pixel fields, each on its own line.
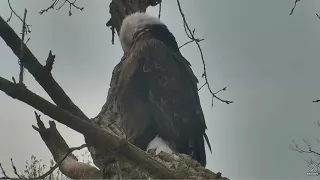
left=39, top=0, right=83, bottom=16
left=6, top=11, right=12, bottom=23
left=158, top=2, right=162, bottom=19
left=313, top=99, right=320, bottom=103
left=10, top=159, right=21, bottom=179
left=198, top=82, right=207, bottom=91
left=57, top=0, right=68, bottom=11
left=18, top=9, right=27, bottom=84
left=66, top=0, right=84, bottom=10
left=29, top=144, right=87, bottom=179
left=39, top=0, right=59, bottom=14
left=179, top=38, right=204, bottom=49
left=289, top=0, right=301, bottom=16
left=0, top=144, right=87, bottom=180
left=290, top=140, right=320, bottom=157
left=7, top=0, right=31, bottom=33
left=0, top=163, right=8, bottom=179
left=176, top=0, right=233, bottom=106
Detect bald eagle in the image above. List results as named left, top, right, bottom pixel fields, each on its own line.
left=115, top=12, right=212, bottom=167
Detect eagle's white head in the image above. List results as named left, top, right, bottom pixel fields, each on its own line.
left=119, top=12, right=165, bottom=53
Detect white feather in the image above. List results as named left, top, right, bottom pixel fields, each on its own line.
left=146, top=135, right=173, bottom=155
left=119, top=12, right=165, bottom=53
left=146, top=135, right=191, bottom=160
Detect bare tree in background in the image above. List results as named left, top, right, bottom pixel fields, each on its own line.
left=0, top=0, right=231, bottom=179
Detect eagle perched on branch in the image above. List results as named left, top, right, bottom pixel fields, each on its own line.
left=115, top=12, right=212, bottom=167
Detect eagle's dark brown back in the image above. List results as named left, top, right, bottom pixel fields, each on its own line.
left=115, top=26, right=211, bottom=167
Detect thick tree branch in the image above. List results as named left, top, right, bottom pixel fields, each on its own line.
left=0, top=15, right=87, bottom=120
left=0, top=76, right=202, bottom=179
left=0, top=11, right=108, bottom=178
left=0, top=76, right=227, bottom=179
left=31, top=115, right=101, bottom=179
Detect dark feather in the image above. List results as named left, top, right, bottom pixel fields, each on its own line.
left=115, top=26, right=210, bottom=167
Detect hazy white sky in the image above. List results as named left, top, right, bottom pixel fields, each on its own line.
left=1, top=0, right=320, bottom=179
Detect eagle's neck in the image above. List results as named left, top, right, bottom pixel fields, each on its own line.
left=132, top=24, right=180, bottom=52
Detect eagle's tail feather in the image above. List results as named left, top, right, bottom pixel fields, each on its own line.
left=204, top=132, right=212, bottom=153
left=194, top=135, right=207, bottom=167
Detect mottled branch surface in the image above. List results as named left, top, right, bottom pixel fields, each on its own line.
left=0, top=0, right=228, bottom=179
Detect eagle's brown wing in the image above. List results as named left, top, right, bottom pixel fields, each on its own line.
left=116, top=37, right=211, bottom=166
left=143, top=38, right=210, bottom=164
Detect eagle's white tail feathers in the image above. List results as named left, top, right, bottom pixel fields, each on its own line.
left=146, top=136, right=190, bottom=159
left=146, top=135, right=173, bottom=155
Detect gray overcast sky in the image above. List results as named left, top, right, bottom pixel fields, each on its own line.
left=1, top=0, right=320, bottom=179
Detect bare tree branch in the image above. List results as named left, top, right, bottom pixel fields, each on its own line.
left=0, top=163, right=9, bottom=179
left=289, top=0, right=300, bottom=16
left=39, top=0, right=59, bottom=14
left=0, top=75, right=227, bottom=179
left=32, top=113, right=90, bottom=179
left=176, top=0, right=233, bottom=106
left=0, top=76, right=181, bottom=179
left=0, top=14, right=88, bottom=120
left=290, top=140, right=320, bottom=157
left=0, top=143, right=90, bottom=179
left=179, top=38, right=204, bottom=49
left=39, top=0, right=84, bottom=16
left=32, top=144, right=89, bottom=179
left=313, top=99, right=320, bottom=103
left=1, top=152, right=94, bottom=179
left=9, top=159, right=21, bottom=179
left=18, top=9, right=27, bottom=84
left=6, top=0, right=31, bottom=33
left=31, top=112, right=101, bottom=179
left=158, top=2, right=162, bottom=19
